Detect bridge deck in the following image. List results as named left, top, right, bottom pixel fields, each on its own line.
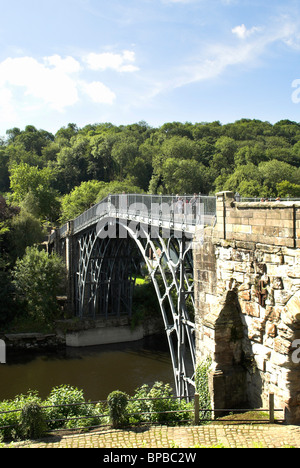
left=51, top=194, right=217, bottom=241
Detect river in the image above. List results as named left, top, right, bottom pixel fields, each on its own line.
left=0, top=334, right=174, bottom=402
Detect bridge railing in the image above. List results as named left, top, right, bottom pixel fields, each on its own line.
left=69, top=193, right=216, bottom=237
left=238, top=196, right=300, bottom=202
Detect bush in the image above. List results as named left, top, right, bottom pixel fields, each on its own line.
left=44, top=384, right=104, bottom=430
left=195, top=358, right=212, bottom=420
left=0, top=390, right=43, bottom=440
left=0, top=381, right=195, bottom=441
left=44, top=384, right=87, bottom=429
left=127, top=382, right=193, bottom=425
left=107, top=391, right=129, bottom=428
left=19, top=402, right=46, bottom=439
left=13, top=246, right=65, bottom=326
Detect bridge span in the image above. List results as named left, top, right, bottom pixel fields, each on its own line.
left=49, top=194, right=216, bottom=399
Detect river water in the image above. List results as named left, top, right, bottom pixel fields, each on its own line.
left=0, top=334, right=174, bottom=402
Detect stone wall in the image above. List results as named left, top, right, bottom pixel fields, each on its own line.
left=193, top=191, right=300, bottom=424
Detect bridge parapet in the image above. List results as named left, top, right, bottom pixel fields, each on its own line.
left=215, top=191, right=300, bottom=248
left=50, top=193, right=216, bottom=242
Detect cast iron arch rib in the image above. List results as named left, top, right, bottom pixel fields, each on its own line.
left=75, top=218, right=196, bottom=398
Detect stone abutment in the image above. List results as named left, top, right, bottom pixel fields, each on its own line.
left=193, top=191, right=300, bottom=424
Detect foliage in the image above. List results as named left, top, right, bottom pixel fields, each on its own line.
left=0, top=258, right=20, bottom=326
left=44, top=384, right=100, bottom=430
left=60, top=180, right=106, bottom=223
left=95, top=180, right=145, bottom=203
left=9, top=163, right=60, bottom=222
left=127, top=382, right=193, bottom=425
left=107, top=390, right=129, bottom=428
left=195, top=358, right=212, bottom=420
left=1, top=119, right=299, bottom=207
left=0, top=390, right=43, bottom=440
left=276, top=180, right=300, bottom=197
left=0, top=386, right=104, bottom=440
left=19, top=402, right=47, bottom=440
left=13, top=246, right=65, bottom=325
left=8, top=211, right=45, bottom=262
left=131, top=276, right=161, bottom=329
left=0, top=381, right=201, bottom=442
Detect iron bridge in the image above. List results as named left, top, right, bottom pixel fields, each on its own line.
left=49, top=194, right=216, bottom=398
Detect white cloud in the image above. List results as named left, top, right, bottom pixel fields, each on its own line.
left=84, top=50, right=139, bottom=72
left=44, top=54, right=82, bottom=74
left=80, top=81, right=116, bottom=104
left=0, top=50, right=133, bottom=119
left=232, top=24, right=261, bottom=40
left=0, top=56, right=80, bottom=112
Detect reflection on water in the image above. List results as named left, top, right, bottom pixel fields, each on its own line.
left=0, top=334, right=174, bottom=401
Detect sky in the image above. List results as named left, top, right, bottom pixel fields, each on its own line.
left=1, top=0, right=300, bottom=136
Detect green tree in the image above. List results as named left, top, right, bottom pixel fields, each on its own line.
left=162, top=158, right=206, bottom=194
left=60, top=180, right=106, bottom=223
left=160, top=135, right=200, bottom=160
left=276, top=180, right=300, bottom=198
left=96, top=180, right=145, bottom=201
left=13, top=247, right=65, bottom=326
left=111, top=135, right=140, bottom=180
left=8, top=210, right=45, bottom=262
left=0, top=147, right=10, bottom=193
left=258, top=160, right=297, bottom=196
left=223, top=163, right=263, bottom=195
left=9, top=163, right=60, bottom=221
left=88, top=134, right=117, bottom=181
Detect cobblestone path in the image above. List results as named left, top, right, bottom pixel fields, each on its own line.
left=6, top=424, right=300, bottom=449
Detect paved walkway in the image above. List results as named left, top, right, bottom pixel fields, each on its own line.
left=6, top=423, right=300, bottom=449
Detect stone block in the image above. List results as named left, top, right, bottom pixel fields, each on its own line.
left=252, top=226, right=265, bottom=235
left=271, top=350, right=290, bottom=367
left=270, top=277, right=284, bottom=290
left=266, top=210, right=281, bottom=220
left=265, top=226, right=280, bottom=237
left=266, top=264, right=286, bottom=276
left=266, top=306, right=282, bottom=323
left=278, top=227, right=294, bottom=238
left=250, top=218, right=267, bottom=226
left=232, top=224, right=252, bottom=234
left=280, top=209, right=294, bottom=220
left=274, top=290, right=292, bottom=306
left=266, top=323, right=277, bottom=338
left=239, top=290, right=251, bottom=301
left=226, top=216, right=241, bottom=225
left=273, top=336, right=292, bottom=355
left=234, top=261, right=250, bottom=272
left=287, top=267, right=300, bottom=279
left=245, top=302, right=260, bottom=318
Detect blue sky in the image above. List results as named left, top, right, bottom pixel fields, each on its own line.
left=1, top=0, right=300, bottom=136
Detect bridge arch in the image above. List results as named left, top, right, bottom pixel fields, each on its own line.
left=76, top=217, right=196, bottom=398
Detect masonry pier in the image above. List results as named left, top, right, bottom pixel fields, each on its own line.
left=193, top=191, right=300, bottom=424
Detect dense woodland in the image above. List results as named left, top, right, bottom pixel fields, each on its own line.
left=1, top=118, right=300, bottom=328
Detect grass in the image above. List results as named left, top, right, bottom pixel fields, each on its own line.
left=213, top=410, right=279, bottom=425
